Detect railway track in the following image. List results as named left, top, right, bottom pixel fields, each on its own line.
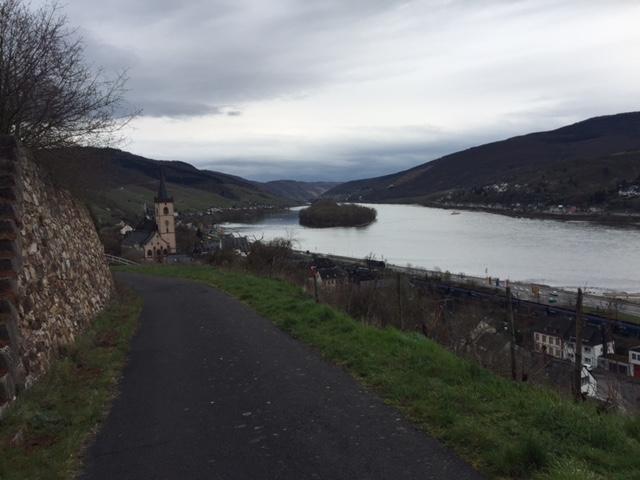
left=297, top=250, right=640, bottom=338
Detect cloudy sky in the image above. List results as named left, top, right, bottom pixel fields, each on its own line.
left=38, top=0, right=640, bottom=181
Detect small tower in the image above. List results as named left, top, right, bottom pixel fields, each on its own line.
left=154, top=169, right=176, bottom=254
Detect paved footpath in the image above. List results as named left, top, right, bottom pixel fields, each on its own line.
left=81, top=273, right=483, bottom=480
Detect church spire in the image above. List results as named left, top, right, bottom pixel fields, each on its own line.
left=155, top=168, right=173, bottom=203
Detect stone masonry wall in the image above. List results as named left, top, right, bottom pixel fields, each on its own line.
left=0, top=136, right=114, bottom=416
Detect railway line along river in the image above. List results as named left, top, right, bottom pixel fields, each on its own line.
left=222, top=204, right=640, bottom=294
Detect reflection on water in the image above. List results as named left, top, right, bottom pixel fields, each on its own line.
left=223, top=204, right=640, bottom=292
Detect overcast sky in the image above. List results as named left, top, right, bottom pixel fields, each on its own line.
left=38, top=0, right=640, bottom=181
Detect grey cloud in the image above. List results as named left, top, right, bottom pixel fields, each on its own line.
left=189, top=133, right=484, bottom=182
left=49, top=0, right=414, bottom=117
left=28, top=0, right=640, bottom=181
left=41, top=0, right=638, bottom=120
left=139, top=100, right=222, bottom=118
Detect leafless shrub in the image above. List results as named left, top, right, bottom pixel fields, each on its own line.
left=246, top=238, right=294, bottom=276
left=0, top=0, right=138, bottom=148
left=206, top=248, right=241, bottom=267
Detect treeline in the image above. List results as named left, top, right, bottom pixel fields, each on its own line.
left=299, top=200, right=376, bottom=228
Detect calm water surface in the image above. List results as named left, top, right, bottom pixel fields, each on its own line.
left=223, top=204, right=640, bottom=293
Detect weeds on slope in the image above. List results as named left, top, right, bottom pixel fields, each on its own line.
left=0, top=284, right=142, bottom=480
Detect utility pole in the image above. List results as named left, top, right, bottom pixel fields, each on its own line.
left=506, top=287, right=517, bottom=381
left=366, top=275, right=379, bottom=326
left=574, top=288, right=584, bottom=402
left=396, top=272, right=404, bottom=330
left=311, top=266, right=319, bottom=303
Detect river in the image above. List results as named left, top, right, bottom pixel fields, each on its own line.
left=222, top=204, right=640, bottom=293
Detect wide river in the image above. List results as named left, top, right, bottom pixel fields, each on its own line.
left=223, top=204, right=640, bottom=293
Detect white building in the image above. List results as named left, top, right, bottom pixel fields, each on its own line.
left=533, top=318, right=568, bottom=359
left=579, top=366, right=598, bottom=397
left=563, top=325, right=614, bottom=370
left=629, top=346, right=640, bottom=379
left=119, top=223, right=134, bottom=236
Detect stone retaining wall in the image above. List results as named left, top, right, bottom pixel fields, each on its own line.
left=0, top=136, right=114, bottom=417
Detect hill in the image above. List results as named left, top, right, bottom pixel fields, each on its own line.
left=259, top=180, right=340, bottom=203
left=325, top=112, right=640, bottom=216
left=35, top=147, right=288, bottom=226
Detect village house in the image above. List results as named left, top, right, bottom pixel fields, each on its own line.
left=346, top=266, right=379, bottom=286
left=197, top=230, right=249, bottom=255
left=315, top=266, right=347, bottom=288
left=220, top=234, right=249, bottom=252
left=598, top=353, right=634, bottom=377
left=629, top=346, right=640, bottom=379
left=311, top=256, right=336, bottom=269
left=533, top=317, right=614, bottom=368
left=122, top=171, right=177, bottom=261
left=117, top=220, right=134, bottom=236
left=581, top=367, right=599, bottom=397
left=533, top=318, right=567, bottom=359
left=564, top=324, right=614, bottom=369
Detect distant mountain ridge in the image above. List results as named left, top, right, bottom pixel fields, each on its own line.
left=259, top=180, right=340, bottom=203
left=36, top=147, right=288, bottom=226
left=325, top=112, right=640, bottom=215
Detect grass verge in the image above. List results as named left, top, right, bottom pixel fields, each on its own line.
left=0, top=283, right=142, bottom=480
left=583, top=306, right=640, bottom=325
left=117, top=265, right=640, bottom=480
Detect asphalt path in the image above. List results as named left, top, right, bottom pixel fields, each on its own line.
left=80, top=272, right=483, bottom=480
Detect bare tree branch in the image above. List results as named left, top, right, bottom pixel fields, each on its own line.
left=0, top=0, right=139, bottom=148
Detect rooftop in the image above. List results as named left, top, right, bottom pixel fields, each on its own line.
left=537, top=317, right=571, bottom=337
left=566, top=324, right=606, bottom=346
left=155, top=168, right=173, bottom=203
left=122, top=230, right=155, bottom=247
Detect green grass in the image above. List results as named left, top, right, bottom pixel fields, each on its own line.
left=0, top=285, right=142, bottom=480
left=90, top=181, right=287, bottom=226
left=583, top=306, right=640, bottom=325
left=118, top=264, right=640, bottom=480
left=104, top=183, right=234, bottom=213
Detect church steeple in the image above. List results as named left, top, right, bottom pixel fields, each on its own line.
left=153, top=167, right=177, bottom=255
left=155, top=168, right=173, bottom=203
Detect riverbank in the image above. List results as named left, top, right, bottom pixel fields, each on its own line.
left=295, top=250, right=640, bottom=319
left=222, top=203, right=640, bottom=294
left=416, top=201, right=640, bottom=229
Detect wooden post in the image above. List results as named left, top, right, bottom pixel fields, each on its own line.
left=506, top=286, right=517, bottom=381
left=312, top=268, right=319, bottom=303
left=396, top=272, right=404, bottom=330
left=366, top=276, right=379, bottom=325
left=441, top=297, right=451, bottom=345
left=574, top=288, right=584, bottom=402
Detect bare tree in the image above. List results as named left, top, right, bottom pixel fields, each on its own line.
left=0, top=0, right=137, bottom=148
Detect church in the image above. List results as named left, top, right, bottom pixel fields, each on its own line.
left=122, top=171, right=177, bottom=261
